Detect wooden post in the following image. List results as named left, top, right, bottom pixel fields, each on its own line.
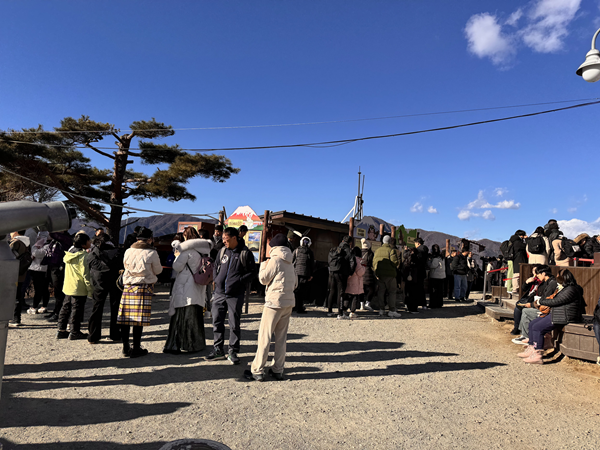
left=349, top=217, right=354, bottom=241
left=391, top=226, right=396, bottom=244
left=379, top=224, right=385, bottom=238
left=445, top=239, right=450, bottom=256
left=218, top=209, right=225, bottom=227
left=594, top=252, right=600, bottom=268
left=259, top=210, right=270, bottom=263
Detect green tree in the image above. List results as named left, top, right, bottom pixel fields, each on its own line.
left=0, top=116, right=239, bottom=239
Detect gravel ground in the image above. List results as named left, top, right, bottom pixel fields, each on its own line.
left=1, top=288, right=600, bottom=450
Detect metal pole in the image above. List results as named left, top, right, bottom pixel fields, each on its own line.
left=482, top=270, right=488, bottom=301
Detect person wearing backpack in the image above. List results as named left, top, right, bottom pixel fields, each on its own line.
left=373, top=235, right=401, bottom=318
left=44, top=231, right=72, bottom=322
left=292, top=236, right=315, bottom=314
left=8, top=230, right=31, bottom=327
left=164, top=226, right=213, bottom=354
left=326, top=235, right=355, bottom=317
left=208, top=226, right=257, bottom=364
left=526, top=227, right=550, bottom=265
left=509, top=230, right=528, bottom=295
left=343, top=246, right=366, bottom=319
left=360, top=238, right=377, bottom=311
left=27, top=231, right=51, bottom=315
left=87, top=234, right=124, bottom=344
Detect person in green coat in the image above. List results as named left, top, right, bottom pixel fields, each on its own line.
left=373, top=235, right=401, bottom=318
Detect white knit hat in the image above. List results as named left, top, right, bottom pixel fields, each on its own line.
left=361, top=238, right=371, bottom=249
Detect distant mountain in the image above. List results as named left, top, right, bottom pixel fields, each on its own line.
left=69, top=214, right=217, bottom=243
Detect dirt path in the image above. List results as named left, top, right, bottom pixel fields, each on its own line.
left=1, top=289, right=600, bottom=449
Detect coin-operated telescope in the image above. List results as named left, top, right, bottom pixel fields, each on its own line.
left=0, top=201, right=75, bottom=398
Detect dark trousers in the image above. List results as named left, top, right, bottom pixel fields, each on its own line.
left=31, top=270, right=50, bottom=308
left=58, top=295, right=87, bottom=333
left=121, top=325, right=143, bottom=352
left=48, top=265, right=65, bottom=314
left=88, top=278, right=123, bottom=342
left=327, top=272, right=347, bottom=314
left=13, top=281, right=24, bottom=322
left=513, top=304, right=524, bottom=330
left=211, top=291, right=245, bottom=353
left=444, top=275, right=454, bottom=299
left=294, top=276, right=311, bottom=311
left=529, top=315, right=557, bottom=350
left=429, top=278, right=445, bottom=308
left=364, top=283, right=377, bottom=304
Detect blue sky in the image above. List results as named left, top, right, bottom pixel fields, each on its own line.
left=1, top=0, right=599, bottom=241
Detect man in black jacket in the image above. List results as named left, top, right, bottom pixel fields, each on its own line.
left=326, top=235, right=354, bottom=317
left=87, top=235, right=123, bottom=343
left=292, top=237, right=314, bottom=314
left=451, top=249, right=469, bottom=301
left=585, top=235, right=600, bottom=261
left=209, top=227, right=257, bottom=364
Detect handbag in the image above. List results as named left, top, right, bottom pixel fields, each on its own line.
left=116, top=270, right=125, bottom=291
left=186, top=252, right=214, bottom=285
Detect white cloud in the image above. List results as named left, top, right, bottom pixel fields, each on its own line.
left=464, top=190, right=520, bottom=210
left=458, top=210, right=475, bottom=221
left=487, top=199, right=521, bottom=209
left=550, top=208, right=558, bottom=214
left=521, top=0, right=581, bottom=53
left=482, top=210, right=496, bottom=221
left=557, top=217, right=600, bottom=239
left=568, top=207, right=578, bottom=213
left=427, top=206, right=438, bottom=214
left=465, top=0, right=582, bottom=67
left=494, top=187, right=507, bottom=197
left=410, top=202, right=423, bottom=213
left=465, top=13, right=516, bottom=66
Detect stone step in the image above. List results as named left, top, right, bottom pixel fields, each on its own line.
left=477, top=301, right=514, bottom=321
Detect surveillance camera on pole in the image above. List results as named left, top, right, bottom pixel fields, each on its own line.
left=0, top=200, right=75, bottom=399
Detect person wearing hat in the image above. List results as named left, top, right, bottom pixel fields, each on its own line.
left=360, top=238, right=376, bottom=311
left=245, top=233, right=297, bottom=381
left=372, top=235, right=401, bottom=318
left=292, top=236, right=314, bottom=314
left=210, top=225, right=225, bottom=260
left=287, top=230, right=299, bottom=252
left=117, top=227, right=163, bottom=358
left=326, top=235, right=355, bottom=317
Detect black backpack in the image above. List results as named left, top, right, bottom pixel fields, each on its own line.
left=500, top=240, right=515, bottom=261
left=328, top=247, right=343, bottom=272
left=562, top=237, right=583, bottom=258
left=527, top=236, right=545, bottom=255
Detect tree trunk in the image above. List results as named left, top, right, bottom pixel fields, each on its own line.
left=108, top=136, right=133, bottom=242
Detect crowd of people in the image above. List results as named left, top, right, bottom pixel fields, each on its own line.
left=7, top=216, right=600, bottom=373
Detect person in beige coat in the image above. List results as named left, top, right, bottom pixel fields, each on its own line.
left=246, top=233, right=298, bottom=381
left=527, top=227, right=551, bottom=265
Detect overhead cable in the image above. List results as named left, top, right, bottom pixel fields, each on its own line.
left=0, top=165, right=220, bottom=219
left=2, top=100, right=599, bottom=152
left=5, top=97, right=599, bottom=134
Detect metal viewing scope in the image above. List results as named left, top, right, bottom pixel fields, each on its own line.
left=0, top=200, right=75, bottom=399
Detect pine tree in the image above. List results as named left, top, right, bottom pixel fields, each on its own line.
left=0, top=116, right=239, bottom=239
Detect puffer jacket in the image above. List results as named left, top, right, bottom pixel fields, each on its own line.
left=63, top=248, right=93, bottom=297
left=526, top=233, right=550, bottom=265
left=373, top=244, right=398, bottom=278
left=293, top=245, right=314, bottom=278
left=510, top=235, right=528, bottom=274
left=428, top=256, right=446, bottom=279
left=88, top=244, right=123, bottom=293
left=123, top=241, right=163, bottom=285
left=451, top=254, right=468, bottom=275
left=29, top=231, right=50, bottom=273
left=346, top=256, right=366, bottom=295
left=361, top=248, right=376, bottom=286
left=584, top=236, right=600, bottom=260
left=169, top=238, right=213, bottom=314
left=539, top=284, right=584, bottom=325
left=259, top=246, right=298, bottom=309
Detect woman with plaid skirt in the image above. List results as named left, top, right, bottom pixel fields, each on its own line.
left=117, top=227, right=163, bottom=358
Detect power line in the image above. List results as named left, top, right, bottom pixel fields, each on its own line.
left=5, top=97, right=599, bottom=134
left=2, top=99, right=599, bottom=152
left=0, top=165, right=220, bottom=219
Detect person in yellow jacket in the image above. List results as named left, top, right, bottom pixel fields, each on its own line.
left=57, top=233, right=93, bottom=340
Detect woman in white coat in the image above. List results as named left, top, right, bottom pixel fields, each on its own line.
left=164, top=227, right=213, bottom=354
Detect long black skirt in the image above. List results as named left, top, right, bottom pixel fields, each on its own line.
left=164, top=304, right=206, bottom=353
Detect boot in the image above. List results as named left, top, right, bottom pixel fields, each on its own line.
left=543, top=333, right=554, bottom=350
left=523, top=349, right=544, bottom=364
left=517, top=345, right=535, bottom=358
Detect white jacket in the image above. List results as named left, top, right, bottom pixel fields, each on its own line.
left=169, top=238, right=213, bottom=315
left=29, top=231, right=49, bottom=272
left=123, top=242, right=163, bottom=285
left=259, top=246, right=298, bottom=309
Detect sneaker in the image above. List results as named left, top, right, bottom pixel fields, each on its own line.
left=327, top=312, right=337, bottom=317
left=122, top=347, right=132, bottom=357
left=69, top=331, right=88, bottom=340
left=388, top=311, right=402, bottom=318
left=27, top=307, right=37, bottom=315
left=206, top=348, right=226, bottom=361
left=348, top=312, right=358, bottom=319
left=37, top=307, right=47, bottom=314
left=405, top=310, right=420, bottom=314
left=517, top=345, right=535, bottom=358
left=243, top=369, right=264, bottom=382
left=130, top=348, right=149, bottom=358
left=8, top=320, right=22, bottom=328
left=46, top=314, right=58, bottom=322
left=597, top=356, right=600, bottom=366
left=512, top=336, right=528, bottom=345
left=44, top=311, right=55, bottom=318
left=364, top=302, right=374, bottom=312
left=337, top=314, right=349, bottom=320
left=227, top=351, right=241, bottom=365
left=510, top=328, right=520, bottom=336
left=268, top=368, right=285, bottom=381
left=56, top=330, right=69, bottom=340
left=378, top=310, right=385, bottom=316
